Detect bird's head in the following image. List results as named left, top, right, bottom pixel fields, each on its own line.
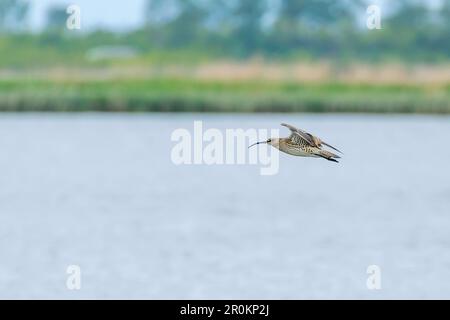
left=248, top=138, right=280, bottom=149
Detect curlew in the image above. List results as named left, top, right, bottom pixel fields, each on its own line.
left=249, top=123, right=343, bottom=163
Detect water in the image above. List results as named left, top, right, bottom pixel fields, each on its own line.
left=0, top=113, right=449, bottom=299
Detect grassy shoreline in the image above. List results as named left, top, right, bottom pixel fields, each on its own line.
left=1, top=78, right=449, bottom=113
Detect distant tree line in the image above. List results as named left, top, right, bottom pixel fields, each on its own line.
left=1, top=0, right=449, bottom=63
left=138, top=0, right=450, bottom=61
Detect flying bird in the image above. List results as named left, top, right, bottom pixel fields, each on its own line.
left=249, top=123, right=343, bottom=163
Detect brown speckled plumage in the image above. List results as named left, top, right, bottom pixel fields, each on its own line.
left=249, top=123, right=343, bottom=163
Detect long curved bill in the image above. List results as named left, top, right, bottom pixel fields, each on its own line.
left=248, top=141, right=266, bottom=149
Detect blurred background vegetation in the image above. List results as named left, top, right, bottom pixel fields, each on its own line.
left=0, top=0, right=449, bottom=113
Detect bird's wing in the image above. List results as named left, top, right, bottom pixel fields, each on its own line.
left=281, top=123, right=319, bottom=147
left=320, top=141, right=343, bottom=154
left=281, top=123, right=343, bottom=154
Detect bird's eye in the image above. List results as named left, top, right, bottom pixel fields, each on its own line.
left=267, top=139, right=271, bottom=143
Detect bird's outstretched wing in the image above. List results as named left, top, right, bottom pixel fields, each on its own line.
left=281, top=123, right=318, bottom=146
left=281, top=123, right=343, bottom=154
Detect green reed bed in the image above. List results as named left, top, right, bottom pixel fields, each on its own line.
left=0, top=78, right=449, bottom=113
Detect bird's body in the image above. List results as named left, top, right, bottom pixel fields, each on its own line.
left=249, top=123, right=342, bottom=163
left=279, top=139, right=322, bottom=157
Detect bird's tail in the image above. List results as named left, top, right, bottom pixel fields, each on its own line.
left=315, top=150, right=341, bottom=163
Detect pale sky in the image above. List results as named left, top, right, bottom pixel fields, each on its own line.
left=29, top=0, right=147, bottom=31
